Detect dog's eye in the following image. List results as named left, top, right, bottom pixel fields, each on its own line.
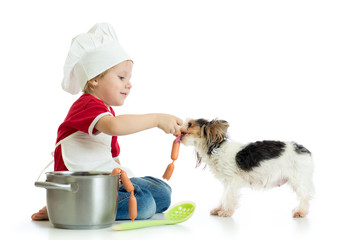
left=188, top=122, right=192, bottom=128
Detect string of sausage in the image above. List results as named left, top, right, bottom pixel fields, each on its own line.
left=163, top=131, right=181, bottom=180
left=111, top=168, right=137, bottom=222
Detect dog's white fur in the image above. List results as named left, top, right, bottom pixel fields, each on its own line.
left=180, top=119, right=314, bottom=218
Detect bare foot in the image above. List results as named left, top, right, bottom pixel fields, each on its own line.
left=31, top=206, right=49, bottom=221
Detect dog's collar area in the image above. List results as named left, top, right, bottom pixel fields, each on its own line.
left=207, top=139, right=226, bottom=155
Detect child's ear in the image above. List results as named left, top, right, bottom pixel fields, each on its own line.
left=89, top=79, right=98, bottom=87
left=83, top=79, right=98, bottom=93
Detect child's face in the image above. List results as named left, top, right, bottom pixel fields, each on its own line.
left=94, top=61, right=133, bottom=106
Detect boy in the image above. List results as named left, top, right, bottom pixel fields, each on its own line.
left=32, top=23, right=182, bottom=221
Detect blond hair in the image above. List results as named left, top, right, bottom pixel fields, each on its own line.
left=82, top=68, right=112, bottom=93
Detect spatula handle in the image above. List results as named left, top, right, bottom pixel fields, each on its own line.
left=112, top=219, right=169, bottom=231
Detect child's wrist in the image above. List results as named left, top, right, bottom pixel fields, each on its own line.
left=149, top=113, right=161, bottom=128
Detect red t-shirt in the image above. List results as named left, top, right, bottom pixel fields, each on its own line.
left=54, top=94, right=120, bottom=171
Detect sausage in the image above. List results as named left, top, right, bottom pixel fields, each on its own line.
left=128, top=193, right=137, bottom=222
left=120, top=170, right=137, bottom=221
left=120, top=170, right=134, bottom=193
left=162, top=162, right=175, bottom=180
left=171, top=140, right=180, bottom=160
left=111, top=168, right=134, bottom=192
left=175, top=131, right=182, bottom=142
left=110, top=168, right=121, bottom=176
left=111, top=168, right=137, bottom=221
left=163, top=131, right=181, bottom=181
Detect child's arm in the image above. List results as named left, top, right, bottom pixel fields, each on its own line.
left=95, top=113, right=183, bottom=136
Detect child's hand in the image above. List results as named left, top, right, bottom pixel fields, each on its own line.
left=156, top=114, right=183, bottom=135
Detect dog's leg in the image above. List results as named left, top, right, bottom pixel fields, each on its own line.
left=289, top=156, right=315, bottom=218
left=289, top=177, right=314, bottom=218
left=211, top=182, right=239, bottom=217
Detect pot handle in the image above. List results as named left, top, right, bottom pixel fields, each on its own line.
left=35, top=181, right=76, bottom=192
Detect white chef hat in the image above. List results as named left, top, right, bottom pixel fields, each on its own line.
left=62, top=23, right=131, bottom=94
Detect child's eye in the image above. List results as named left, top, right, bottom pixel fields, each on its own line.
left=119, top=76, right=125, bottom=81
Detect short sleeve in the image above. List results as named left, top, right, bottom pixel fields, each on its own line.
left=67, top=98, right=112, bottom=136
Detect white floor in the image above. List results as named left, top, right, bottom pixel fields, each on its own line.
left=3, top=162, right=360, bottom=240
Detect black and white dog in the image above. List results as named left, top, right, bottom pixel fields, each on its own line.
left=180, top=118, right=314, bottom=218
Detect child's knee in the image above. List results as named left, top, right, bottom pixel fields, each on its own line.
left=156, top=185, right=171, bottom=212
left=136, top=197, right=156, bottom=220
left=149, top=179, right=171, bottom=213
left=130, top=177, right=172, bottom=214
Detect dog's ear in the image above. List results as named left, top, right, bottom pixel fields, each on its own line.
left=203, top=119, right=229, bottom=155
left=204, top=119, right=229, bottom=141
left=215, top=119, right=230, bottom=132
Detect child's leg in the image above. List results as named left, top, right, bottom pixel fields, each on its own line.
left=116, top=180, right=156, bottom=220
left=132, top=176, right=172, bottom=213
left=116, top=177, right=172, bottom=220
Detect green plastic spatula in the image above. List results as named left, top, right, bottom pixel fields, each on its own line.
left=112, top=201, right=196, bottom=231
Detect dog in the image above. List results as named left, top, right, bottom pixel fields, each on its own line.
left=180, top=118, right=314, bottom=218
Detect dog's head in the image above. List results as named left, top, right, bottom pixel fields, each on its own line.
left=180, top=118, right=229, bottom=166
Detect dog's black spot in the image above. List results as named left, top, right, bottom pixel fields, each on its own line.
left=195, top=119, right=209, bottom=137
left=235, top=141, right=286, bottom=171
left=195, top=119, right=208, bottom=128
left=293, top=142, right=311, bottom=155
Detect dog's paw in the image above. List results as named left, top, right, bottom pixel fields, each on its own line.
left=292, top=208, right=308, bottom=218
left=210, top=207, right=223, bottom=216
left=217, top=209, right=234, bottom=217
left=211, top=207, right=234, bottom=217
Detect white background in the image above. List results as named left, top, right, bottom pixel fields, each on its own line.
left=1, top=0, right=359, bottom=239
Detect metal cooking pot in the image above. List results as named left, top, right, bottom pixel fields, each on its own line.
left=35, top=171, right=119, bottom=229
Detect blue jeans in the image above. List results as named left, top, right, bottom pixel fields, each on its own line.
left=116, top=176, right=172, bottom=220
